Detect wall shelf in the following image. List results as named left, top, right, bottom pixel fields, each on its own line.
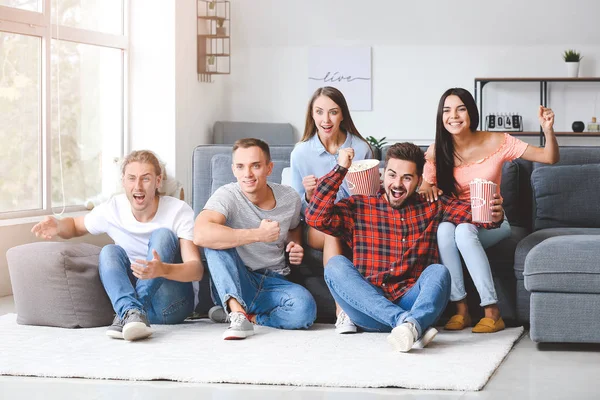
left=197, top=1, right=230, bottom=82
left=474, top=77, right=600, bottom=145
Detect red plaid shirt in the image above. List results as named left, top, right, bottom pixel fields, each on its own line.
left=305, top=166, right=500, bottom=301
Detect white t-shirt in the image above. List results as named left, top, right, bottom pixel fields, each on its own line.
left=84, top=194, right=195, bottom=264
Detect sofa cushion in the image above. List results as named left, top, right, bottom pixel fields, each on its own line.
left=6, top=242, right=114, bottom=328
left=513, top=227, right=600, bottom=279
left=524, top=236, right=600, bottom=294
left=531, top=164, right=600, bottom=231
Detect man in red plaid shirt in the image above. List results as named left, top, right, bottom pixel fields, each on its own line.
left=305, top=142, right=504, bottom=352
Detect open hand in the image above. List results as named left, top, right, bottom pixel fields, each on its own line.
left=31, top=216, right=60, bottom=240
left=132, top=249, right=165, bottom=280
left=286, top=241, right=304, bottom=265
left=419, top=185, right=444, bottom=202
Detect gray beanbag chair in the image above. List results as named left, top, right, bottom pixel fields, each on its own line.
left=7, top=242, right=114, bottom=328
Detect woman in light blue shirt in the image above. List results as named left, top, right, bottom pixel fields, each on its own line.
left=290, top=86, right=372, bottom=334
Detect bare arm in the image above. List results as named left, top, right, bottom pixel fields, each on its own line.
left=520, top=106, right=560, bottom=164
left=193, top=209, right=279, bottom=249
left=131, top=238, right=204, bottom=282
left=31, top=216, right=88, bottom=240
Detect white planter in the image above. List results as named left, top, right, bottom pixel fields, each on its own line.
left=566, top=62, right=580, bottom=78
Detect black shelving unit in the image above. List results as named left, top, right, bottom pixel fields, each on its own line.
left=474, top=77, right=600, bottom=146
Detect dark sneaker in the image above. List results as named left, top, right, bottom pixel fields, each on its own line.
left=413, top=327, right=438, bottom=349
left=106, top=314, right=124, bottom=339
left=208, top=305, right=229, bottom=323
left=335, top=310, right=358, bottom=334
left=223, top=311, right=254, bottom=340
left=122, top=309, right=153, bottom=341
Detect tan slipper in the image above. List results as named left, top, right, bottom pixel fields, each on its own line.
left=444, top=314, right=472, bottom=330
left=472, top=317, right=505, bottom=333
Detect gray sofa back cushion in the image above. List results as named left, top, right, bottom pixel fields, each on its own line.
left=192, top=145, right=294, bottom=217
left=531, top=164, right=600, bottom=230
left=212, top=121, right=295, bottom=145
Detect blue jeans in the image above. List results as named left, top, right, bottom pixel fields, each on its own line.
left=324, top=255, right=450, bottom=338
left=98, top=228, right=194, bottom=324
left=205, top=248, right=316, bottom=330
left=437, top=219, right=511, bottom=306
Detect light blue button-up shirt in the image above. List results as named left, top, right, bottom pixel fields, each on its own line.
left=289, top=132, right=373, bottom=215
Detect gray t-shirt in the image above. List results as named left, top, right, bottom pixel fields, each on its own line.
left=203, top=182, right=302, bottom=274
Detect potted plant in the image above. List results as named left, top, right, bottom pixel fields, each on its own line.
left=563, top=49, right=582, bottom=78
left=216, top=18, right=226, bottom=36
left=206, top=55, right=216, bottom=72
left=207, top=1, right=215, bottom=16
left=365, top=136, right=388, bottom=159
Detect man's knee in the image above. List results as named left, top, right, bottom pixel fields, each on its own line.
left=287, top=288, right=317, bottom=329
left=150, top=228, right=178, bottom=245
left=324, top=255, right=352, bottom=280
left=99, top=244, right=127, bottom=269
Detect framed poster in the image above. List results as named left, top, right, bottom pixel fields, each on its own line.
left=308, top=47, right=372, bottom=111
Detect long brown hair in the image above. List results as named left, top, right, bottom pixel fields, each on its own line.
left=434, top=88, right=479, bottom=197
left=301, top=87, right=370, bottom=151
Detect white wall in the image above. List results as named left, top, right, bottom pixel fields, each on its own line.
left=226, top=0, right=600, bottom=145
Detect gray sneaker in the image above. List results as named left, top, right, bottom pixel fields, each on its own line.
left=223, top=311, right=254, bottom=340
left=413, top=327, right=438, bottom=349
left=387, top=322, right=418, bottom=352
left=122, top=309, right=153, bottom=341
left=106, top=314, right=124, bottom=339
left=335, top=310, right=358, bottom=334
left=208, top=305, right=229, bottom=323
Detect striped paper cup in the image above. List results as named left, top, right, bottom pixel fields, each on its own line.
left=469, top=179, right=497, bottom=223
left=345, top=159, right=381, bottom=196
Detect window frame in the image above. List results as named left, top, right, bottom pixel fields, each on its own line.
left=0, top=0, right=128, bottom=219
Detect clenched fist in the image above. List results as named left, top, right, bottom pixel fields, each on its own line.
left=285, top=241, right=304, bottom=265
left=257, top=219, right=280, bottom=243
left=337, top=147, right=355, bottom=169
left=302, top=175, right=318, bottom=202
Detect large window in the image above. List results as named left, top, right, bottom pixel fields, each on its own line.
left=0, top=0, right=127, bottom=217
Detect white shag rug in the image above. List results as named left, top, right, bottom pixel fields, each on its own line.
left=0, top=314, right=523, bottom=391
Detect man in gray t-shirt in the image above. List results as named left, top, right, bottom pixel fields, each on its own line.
left=194, top=138, right=317, bottom=340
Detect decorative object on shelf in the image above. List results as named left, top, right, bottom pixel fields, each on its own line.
left=365, top=136, right=388, bottom=159
left=207, top=0, right=216, bottom=16
left=485, top=113, right=523, bottom=132
left=571, top=121, right=585, bottom=132
left=216, top=18, right=226, bottom=36
left=587, top=117, right=600, bottom=132
left=206, top=55, right=216, bottom=72
left=563, top=49, right=582, bottom=78
left=572, top=121, right=585, bottom=132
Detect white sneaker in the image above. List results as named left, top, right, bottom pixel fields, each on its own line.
left=208, top=305, right=229, bottom=323
left=335, top=311, right=358, bottom=334
left=387, top=322, right=418, bottom=352
left=413, top=327, right=438, bottom=349
left=223, top=311, right=255, bottom=340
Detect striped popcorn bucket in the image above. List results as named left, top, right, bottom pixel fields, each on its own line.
left=469, top=180, right=497, bottom=223
left=345, top=159, right=381, bottom=196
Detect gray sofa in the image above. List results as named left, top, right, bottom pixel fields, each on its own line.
left=192, top=124, right=600, bottom=342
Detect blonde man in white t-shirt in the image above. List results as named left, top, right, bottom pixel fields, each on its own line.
left=31, top=150, right=204, bottom=341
